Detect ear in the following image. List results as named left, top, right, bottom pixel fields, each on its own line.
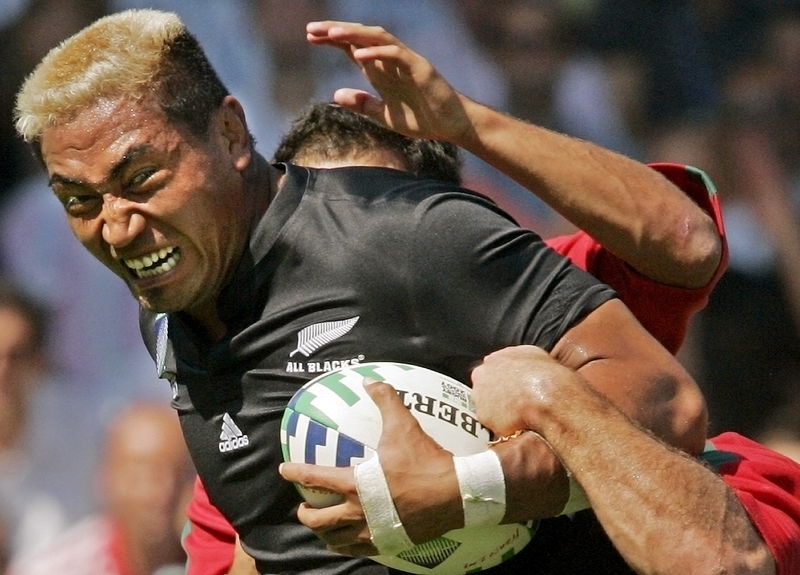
left=218, top=95, right=252, bottom=171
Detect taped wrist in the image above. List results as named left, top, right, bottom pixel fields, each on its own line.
left=453, top=450, right=506, bottom=527
left=354, top=455, right=415, bottom=556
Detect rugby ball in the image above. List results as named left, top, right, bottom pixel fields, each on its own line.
left=280, top=361, right=534, bottom=575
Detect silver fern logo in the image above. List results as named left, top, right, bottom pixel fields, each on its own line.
left=290, top=316, right=360, bottom=357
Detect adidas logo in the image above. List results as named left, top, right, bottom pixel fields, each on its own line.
left=219, top=412, right=250, bottom=453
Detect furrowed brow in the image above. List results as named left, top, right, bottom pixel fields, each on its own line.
left=48, top=144, right=153, bottom=192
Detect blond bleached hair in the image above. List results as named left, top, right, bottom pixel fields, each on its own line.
left=14, top=9, right=229, bottom=146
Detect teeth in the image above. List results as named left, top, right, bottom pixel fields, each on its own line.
left=124, top=247, right=180, bottom=279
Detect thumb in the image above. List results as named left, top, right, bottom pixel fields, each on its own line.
left=363, top=378, right=440, bottom=453
left=333, top=88, right=386, bottom=122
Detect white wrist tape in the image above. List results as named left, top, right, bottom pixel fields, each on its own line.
left=354, top=455, right=415, bottom=556
left=453, top=450, right=506, bottom=527
left=559, top=473, right=590, bottom=515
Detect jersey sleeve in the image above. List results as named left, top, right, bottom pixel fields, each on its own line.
left=408, top=188, right=617, bottom=354
left=182, top=476, right=237, bottom=575
left=545, top=163, right=728, bottom=354
left=703, top=433, right=800, bottom=575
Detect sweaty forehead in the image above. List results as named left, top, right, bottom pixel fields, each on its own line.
left=43, top=96, right=163, bottom=144
left=40, top=98, right=175, bottom=180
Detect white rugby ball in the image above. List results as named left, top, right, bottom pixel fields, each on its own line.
left=280, top=361, right=534, bottom=575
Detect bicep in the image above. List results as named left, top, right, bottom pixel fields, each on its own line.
left=551, top=298, right=708, bottom=454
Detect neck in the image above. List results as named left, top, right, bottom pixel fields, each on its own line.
left=249, top=154, right=282, bottom=221
left=180, top=155, right=282, bottom=343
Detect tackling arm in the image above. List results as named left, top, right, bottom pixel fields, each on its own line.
left=306, top=21, right=722, bottom=288
left=471, top=346, right=776, bottom=575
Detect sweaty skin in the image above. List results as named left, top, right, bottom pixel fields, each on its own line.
left=41, top=96, right=262, bottom=339
left=471, top=346, right=776, bottom=575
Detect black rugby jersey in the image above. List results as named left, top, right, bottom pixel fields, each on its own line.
left=142, top=164, right=621, bottom=574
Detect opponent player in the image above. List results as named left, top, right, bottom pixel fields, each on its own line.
left=277, top=22, right=799, bottom=575
left=16, top=10, right=710, bottom=574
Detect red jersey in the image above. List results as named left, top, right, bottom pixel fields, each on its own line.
left=703, top=433, right=800, bottom=574
left=184, top=478, right=236, bottom=575
left=183, top=164, right=796, bottom=575
left=545, top=163, right=728, bottom=354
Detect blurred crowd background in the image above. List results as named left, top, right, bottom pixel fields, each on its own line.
left=1, top=0, right=800, bottom=572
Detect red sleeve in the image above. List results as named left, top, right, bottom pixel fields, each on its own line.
left=182, top=476, right=237, bottom=575
left=705, top=433, right=800, bottom=575
left=545, top=163, right=728, bottom=354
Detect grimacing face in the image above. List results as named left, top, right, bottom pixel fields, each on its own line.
left=39, top=96, right=253, bottom=322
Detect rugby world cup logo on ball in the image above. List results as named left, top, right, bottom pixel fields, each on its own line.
left=280, top=362, right=535, bottom=575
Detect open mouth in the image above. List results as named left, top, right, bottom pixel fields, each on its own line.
left=124, top=246, right=181, bottom=279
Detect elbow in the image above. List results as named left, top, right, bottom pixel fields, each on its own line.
left=672, top=379, right=709, bottom=456
left=646, top=366, right=708, bottom=455
left=672, top=211, right=724, bottom=289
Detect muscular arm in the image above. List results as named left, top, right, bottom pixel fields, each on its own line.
left=489, top=298, right=707, bottom=527
left=447, top=98, right=721, bottom=288
left=471, top=346, right=776, bottom=575
left=552, top=298, right=707, bottom=453
left=306, top=21, right=721, bottom=288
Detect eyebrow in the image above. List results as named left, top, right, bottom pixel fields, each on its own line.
left=48, top=144, right=153, bottom=190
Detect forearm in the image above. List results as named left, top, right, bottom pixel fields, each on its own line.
left=307, top=21, right=720, bottom=287
left=535, top=379, right=775, bottom=575
left=453, top=96, right=721, bottom=288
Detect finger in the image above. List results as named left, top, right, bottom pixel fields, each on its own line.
left=297, top=517, right=379, bottom=556
left=307, top=21, right=399, bottom=48
left=305, top=20, right=350, bottom=45
left=295, top=502, right=378, bottom=556
left=279, top=461, right=356, bottom=495
left=331, top=89, right=385, bottom=119
left=362, top=379, right=424, bottom=438
left=296, top=501, right=365, bottom=531
left=306, top=20, right=359, bottom=37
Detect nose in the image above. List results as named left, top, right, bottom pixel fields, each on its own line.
left=101, top=195, right=146, bottom=248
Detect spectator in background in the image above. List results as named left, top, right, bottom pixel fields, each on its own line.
left=760, top=393, right=800, bottom=463
left=0, top=0, right=107, bottom=213
left=0, top=3, right=234, bottom=425
left=255, top=0, right=558, bottom=231
left=0, top=503, right=9, bottom=575
left=8, top=402, right=195, bottom=575
left=691, top=9, right=800, bottom=438
left=0, top=279, right=97, bottom=561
